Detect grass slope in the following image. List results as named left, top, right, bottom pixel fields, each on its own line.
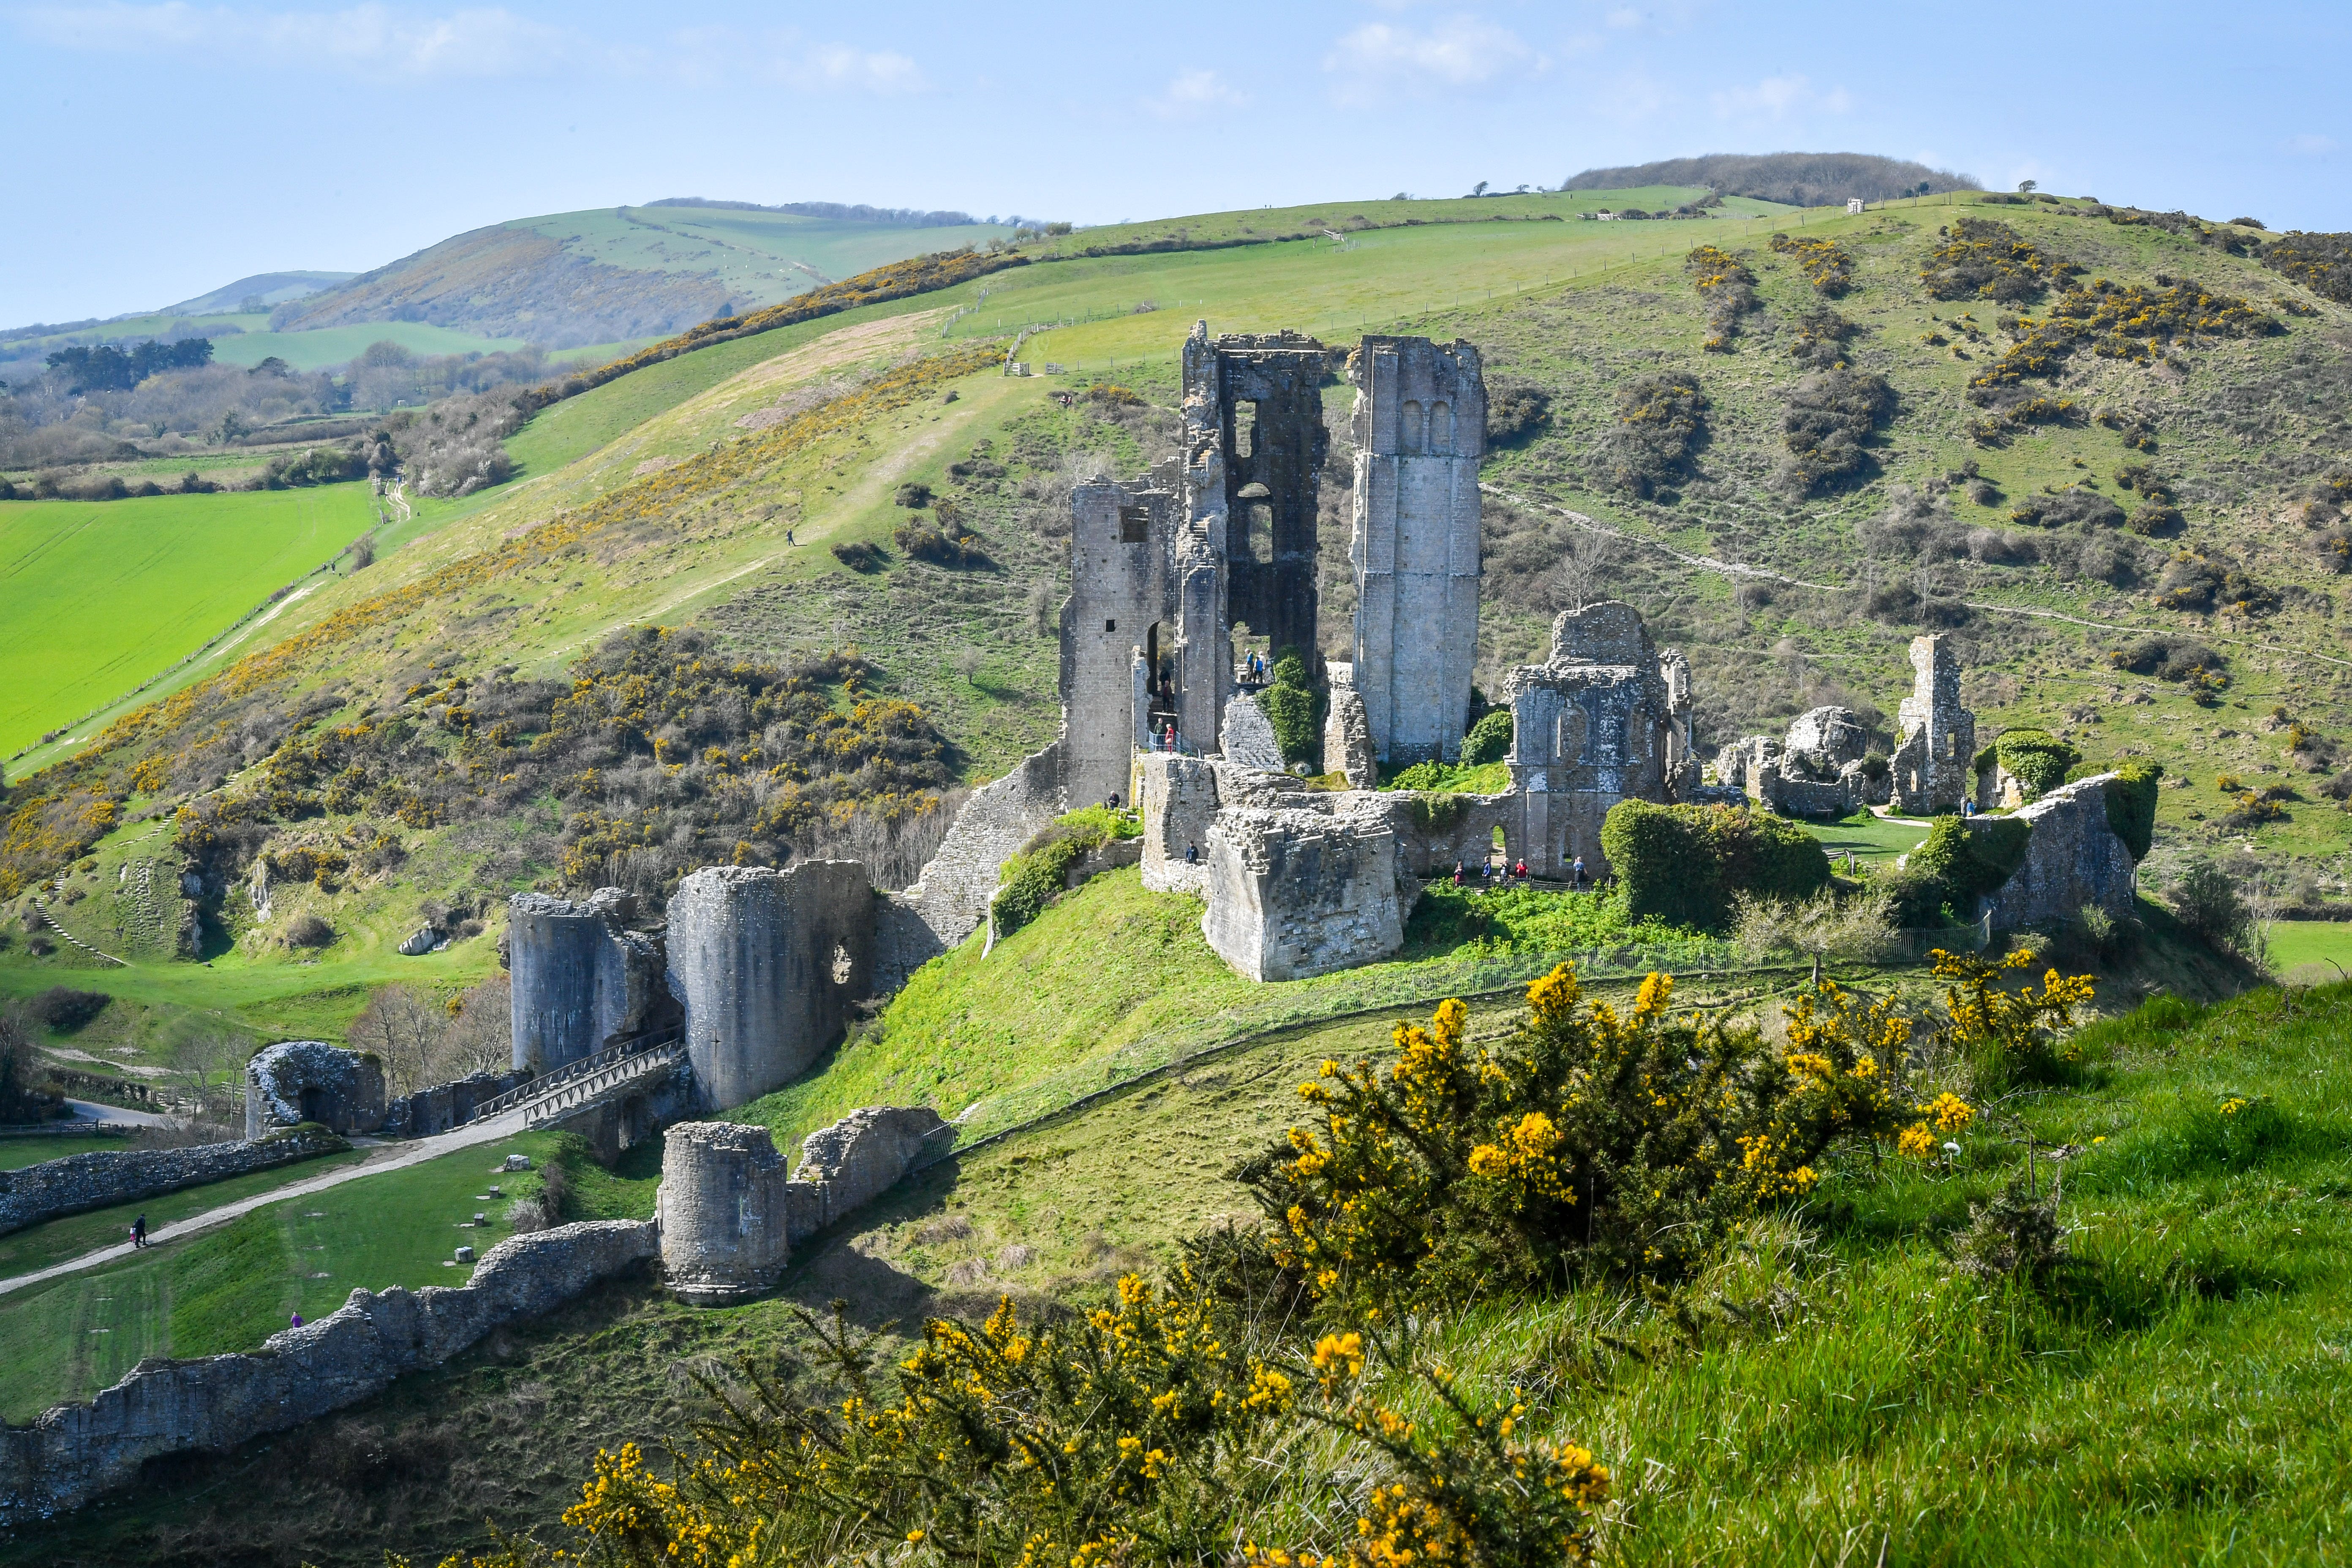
left=12, top=969, right=2342, bottom=1566
left=0, top=486, right=376, bottom=754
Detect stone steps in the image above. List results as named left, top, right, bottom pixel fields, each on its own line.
left=520, top=1045, right=688, bottom=1130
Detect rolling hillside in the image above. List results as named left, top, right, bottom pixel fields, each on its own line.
left=268, top=201, right=1019, bottom=347
left=5, top=183, right=2350, bottom=1059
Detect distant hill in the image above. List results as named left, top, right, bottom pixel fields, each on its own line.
left=1563, top=152, right=1979, bottom=207
left=158, top=271, right=354, bottom=316
left=269, top=202, right=1017, bottom=348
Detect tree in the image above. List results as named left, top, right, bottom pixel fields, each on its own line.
left=348, top=984, right=447, bottom=1093
left=164, top=1024, right=253, bottom=1126
left=1732, top=885, right=1900, bottom=986
left=1552, top=528, right=1616, bottom=612
left=441, top=974, right=513, bottom=1078
left=2017, top=180, right=2038, bottom=194
left=1470, top=180, right=1490, bottom=198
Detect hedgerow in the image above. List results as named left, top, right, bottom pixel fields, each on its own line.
left=1769, top=233, right=1855, bottom=296
left=1879, top=815, right=2030, bottom=928
left=512, top=250, right=1028, bottom=416
left=1599, top=800, right=1829, bottom=932
left=1976, top=727, right=2080, bottom=799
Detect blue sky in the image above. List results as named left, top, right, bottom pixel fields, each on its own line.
left=3, top=0, right=2346, bottom=325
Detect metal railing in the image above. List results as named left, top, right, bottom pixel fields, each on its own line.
left=521, top=1042, right=689, bottom=1130
left=471, top=1025, right=683, bottom=1123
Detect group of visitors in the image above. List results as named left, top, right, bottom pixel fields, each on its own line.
left=1445, top=854, right=1592, bottom=892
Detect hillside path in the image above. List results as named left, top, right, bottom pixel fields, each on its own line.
left=0, top=1109, right=525, bottom=1300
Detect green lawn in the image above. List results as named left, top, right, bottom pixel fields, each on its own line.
left=1805, top=810, right=1935, bottom=866
left=0, top=1127, right=651, bottom=1422
left=0, top=486, right=376, bottom=753
left=0, top=1132, right=124, bottom=1170
left=2270, top=918, right=2352, bottom=981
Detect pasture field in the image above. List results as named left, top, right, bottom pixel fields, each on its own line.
left=0, top=1127, right=640, bottom=1422
left=0, top=485, right=376, bottom=754
left=2271, top=917, right=2352, bottom=980
left=0, top=1132, right=124, bottom=1171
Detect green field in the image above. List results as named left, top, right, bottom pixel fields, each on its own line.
left=0, top=486, right=378, bottom=754
left=0, top=1132, right=123, bottom=1170
left=0, top=1127, right=653, bottom=1422
left=2271, top=918, right=2352, bottom=980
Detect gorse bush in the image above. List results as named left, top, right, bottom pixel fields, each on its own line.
left=1919, top=218, right=2081, bottom=302
left=1769, top=233, right=1856, bottom=296
left=1934, top=946, right=2096, bottom=1089
left=1252, top=969, right=1970, bottom=1300
left=408, top=1281, right=1612, bottom=1568
left=1684, top=245, right=1758, bottom=351
left=1780, top=367, right=1892, bottom=493
left=1970, top=280, right=2279, bottom=398
left=1789, top=307, right=1860, bottom=368
left=1595, top=373, right=1707, bottom=496
left=2109, top=634, right=2228, bottom=698
left=2259, top=229, right=2352, bottom=305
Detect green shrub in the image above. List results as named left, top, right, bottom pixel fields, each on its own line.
left=1601, top=801, right=1830, bottom=933
left=1597, top=373, right=1707, bottom=496
left=1258, top=647, right=1323, bottom=767
left=2102, top=762, right=2162, bottom=859
left=1460, top=708, right=1514, bottom=767
left=1885, top=815, right=2030, bottom=926
left=1982, top=728, right=2079, bottom=799
left=1781, top=367, right=1893, bottom=493
left=991, top=810, right=1127, bottom=936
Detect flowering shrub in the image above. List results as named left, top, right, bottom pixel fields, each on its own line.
left=1685, top=245, right=1758, bottom=351
left=1253, top=966, right=1964, bottom=1300
left=1933, top=947, right=2096, bottom=1088
left=391, top=1280, right=1612, bottom=1568
left=1919, top=218, right=2080, bottom=303
left=1594, top=373, right=1707, bottom=496
left=1970, top=280, right=2278, bottom=396
left=1780, top=366, right=1893, bottom=493
left=1769, top=233, right=1856, bottom=296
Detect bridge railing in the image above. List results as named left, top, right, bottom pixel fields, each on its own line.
left=471, top=1026, right=684, bottom=1123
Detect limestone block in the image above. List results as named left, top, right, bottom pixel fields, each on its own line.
left=1323, top=684, right=1377, bottom=790
left=1977, top=773, right=2139, bottom=931
left=1221, top=693, right=1284, bottom=772
left=657, top=1122, right=792, bottom=1305
left=1551, top=600, right=1654, bottom=666
left=244, top=1042, right=387, bottom=1139
left=1201, top=806, right=1405, bottom=982
left=1784, top=706, right=1869, bottom=770
left=397, top=926, right=438, bottom=957
left=787, top=1105, right=950, bottom=1241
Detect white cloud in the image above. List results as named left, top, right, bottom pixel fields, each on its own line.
left=16, top=1, right=572, bottom=76
left=1325, top=13, right=1543, bottom=101
left=1709, top=72, right=1849, bottom=120
left=792, top=42, right=924, bottom=93
left=2285, top=133, right=2338, bottom=156
left=1149, top=68, right=1245, bottom=120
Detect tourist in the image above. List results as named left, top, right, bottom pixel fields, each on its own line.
left=1163, top=721, right=1176, bottom=751
left=1571, top=855, right=1587, bottom=890
left=130, top=1214, right=147, bottom=1249
left=1451, top=860, right=1464, bottom=886
left=289, top=1310, right=303, bottom=1330
left=1185, top=843, right=1198, bottom=865
left=1514, top=857, right=1528, bottom=880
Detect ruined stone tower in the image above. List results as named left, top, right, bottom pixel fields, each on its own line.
left=507, top=888, right=666, bottom=1073
left=1062, top=468, right=1179, bottom=809
left=1891, top=634, right=1976, bottom=815
left=1347, top=337, right=1486, bottom=764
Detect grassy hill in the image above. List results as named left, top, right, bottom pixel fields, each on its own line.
left=1565, top=151, right=1980, bottom=205
left=1, top=182, right=2346, bottom=1105
left=271, top=202, right=1018, bottom=348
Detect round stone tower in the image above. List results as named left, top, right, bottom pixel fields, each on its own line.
left=665, top=867, right=795, bottom=1108
left=657, top=1120, right=791, bottom=1305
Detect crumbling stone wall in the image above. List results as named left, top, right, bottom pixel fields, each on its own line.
left=0, top=1219, right=658, bottom=1524
left=1977, top=773, right=2139, bottom=931
left=383, top=1067, right=533, bottom=1139
left=1137, top=752, right=1219, bottom=896
left=1348, top=335, right=1486, bottom=763
left=1892, top=635, right=1976, bottom=815
left=506, top=888, right=668, bottom=1074
left=0, top=1128, right=346, bottom=1240
left=879, top=739, right=1065, bottom=986
left=667, top=862, right=874, bottom=1110
left=1322, top=664, right=1377, bottom=789
left=1198, top=328, right=1331, bottom=673
left=1502, top=603, right=1688, bottom=877
left=1220, top=691, right=1284, bottom=772
left=244, top=1041, right=387, bottom=1138
left=658, top=1108, right=950, bottom=1308
left=1202, top=804, right=1405, bottom=981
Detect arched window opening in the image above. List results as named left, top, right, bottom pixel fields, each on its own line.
left=1429, top=401, right=1453, bottom=452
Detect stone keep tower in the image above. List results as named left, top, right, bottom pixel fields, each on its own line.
left=1062, top=470, right=1178, bottom=809
left=1348, top=336, right=1486, bottom=764
left=1892, top=634, right=1976, bottom=815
